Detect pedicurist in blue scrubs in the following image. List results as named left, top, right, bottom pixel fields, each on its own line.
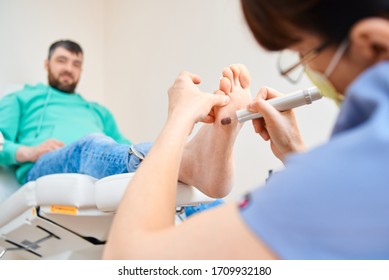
left=104, top=0, right=389, bottom=260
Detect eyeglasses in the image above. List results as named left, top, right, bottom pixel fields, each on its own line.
left=277, top=42, right=330, bottom=84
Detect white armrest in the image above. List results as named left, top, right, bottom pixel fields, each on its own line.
left=0, top=181, right=35, bottom=228
left=0, top=167, right=20, bottom=204
left=36, top=174, right=97, bottom=209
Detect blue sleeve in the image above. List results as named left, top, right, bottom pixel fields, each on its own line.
left=239, top=146, right=389, bottom=260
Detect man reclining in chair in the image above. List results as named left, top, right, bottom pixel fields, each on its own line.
left=0, top=39, right=249, bottom=200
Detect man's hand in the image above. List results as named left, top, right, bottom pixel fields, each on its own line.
left=16, top=139, right=65, bottom=163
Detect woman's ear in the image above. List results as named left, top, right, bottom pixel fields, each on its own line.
left=350, top=18, right=389, bottom=64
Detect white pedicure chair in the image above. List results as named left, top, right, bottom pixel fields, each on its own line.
left=0, top=171, right=214, bottom=260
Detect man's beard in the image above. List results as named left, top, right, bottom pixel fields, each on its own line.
left=48, top=70, right=79, bottom=93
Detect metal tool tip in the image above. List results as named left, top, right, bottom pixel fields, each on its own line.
left=221, top=117, right=232, bottom=125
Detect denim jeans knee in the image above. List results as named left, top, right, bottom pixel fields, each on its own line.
left=127, top=142, right=153, bottom=172
left=77, top=133, right=114, bottom=147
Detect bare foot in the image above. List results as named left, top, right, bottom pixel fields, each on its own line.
left=178, top=64, right=252, bottom=197
left=214, top=64, right=252, bottom=127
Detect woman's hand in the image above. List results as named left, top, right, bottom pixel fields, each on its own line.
left=167, top=71, right=230, bottom=130
left=248, top=87, right=306, bottom=162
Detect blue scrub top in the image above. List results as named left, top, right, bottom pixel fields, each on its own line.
left=240, top=61, right=389, bottom=260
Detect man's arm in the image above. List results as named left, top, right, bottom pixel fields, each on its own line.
left=0, top=94, right=22, bottom=165
left=0, top=132, right=4, bottom=151
left=0, top=94, right=64, bottom=164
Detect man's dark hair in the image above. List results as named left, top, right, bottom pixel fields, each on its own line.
left=48, top=40, right=83, bottom=59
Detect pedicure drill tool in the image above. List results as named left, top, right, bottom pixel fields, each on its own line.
left=220, top=86, right=322, bottom=125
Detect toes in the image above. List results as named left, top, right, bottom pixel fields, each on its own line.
left=237, top=64, right=251, bottom=89
left=230, top=64, right=241, bottom=87
left=219, top=77, right=232, bottom=95
left=221, top=64, right=251, bottom=92
left=222, top=67, right=234, bottom=83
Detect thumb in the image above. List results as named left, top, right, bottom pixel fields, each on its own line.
left=211, top=93, right=230, bottom=107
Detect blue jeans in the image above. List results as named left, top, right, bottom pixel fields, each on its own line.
left=26, top=134, right=152, bottom=182
left=26, top=133, right=223, bottom=216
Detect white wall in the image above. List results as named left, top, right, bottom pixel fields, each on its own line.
left=0, top=0, right=338, bottom=200
left=0, top=0, right=105, bottom=102
left=104, top=0, right=339, bottom=200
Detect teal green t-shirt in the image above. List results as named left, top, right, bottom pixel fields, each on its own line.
left=0, top=83, right=131, bottom=183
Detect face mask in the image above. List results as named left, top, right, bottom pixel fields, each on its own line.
left=305, top=67, right=344, bottom=106
left=305, top=40, right=348, bottom=107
